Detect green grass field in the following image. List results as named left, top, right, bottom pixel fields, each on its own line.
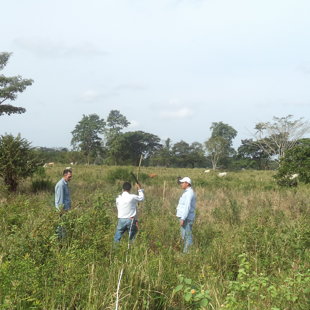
left=0, top=166, right=309, bottom=309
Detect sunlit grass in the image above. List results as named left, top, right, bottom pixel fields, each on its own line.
left=0, top=165, right=309, bottom=309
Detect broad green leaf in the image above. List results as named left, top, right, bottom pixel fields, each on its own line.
left=173, top=284, right=183, bottom=293
left=184, top=292, right=192, bottom=302
left=200, top=299, right=209, bottom=306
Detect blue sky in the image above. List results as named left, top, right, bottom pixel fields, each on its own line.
left=1, top=0, right=309, bottom=148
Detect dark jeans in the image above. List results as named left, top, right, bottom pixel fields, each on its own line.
left=114, top=218, right=138, bottom=242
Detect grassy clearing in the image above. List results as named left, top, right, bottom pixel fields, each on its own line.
left=0, top=166, right=309, bottom=309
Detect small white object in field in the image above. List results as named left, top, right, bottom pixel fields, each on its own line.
left=289, top=173, right=299, bottom=180
left=218, top=172, right=227, bottom=177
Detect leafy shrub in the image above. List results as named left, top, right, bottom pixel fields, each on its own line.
left=275, top=141, right=310, bottom=186
left=105, top=167, right=148, bottom=185
left=105, top=167, right=131, bottom=183
left=0, top=134, right=42, bottom=191
left=173, top=274, right=211, bottom=309
left=223, top=254, right=310, bottom=309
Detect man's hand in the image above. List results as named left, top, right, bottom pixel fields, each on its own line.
left=180, top=219, right=184, bottom=226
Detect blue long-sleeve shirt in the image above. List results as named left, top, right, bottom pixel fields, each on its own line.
left=55, top=178, right=71, bottom=211
left=176, top=187, right=196, bottom=221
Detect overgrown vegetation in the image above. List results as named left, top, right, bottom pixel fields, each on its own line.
left=0, top=166, right=309, bottom=309
left=275, top=139, right=310, bottom=186
left=0, top=134, right=42, bottom=191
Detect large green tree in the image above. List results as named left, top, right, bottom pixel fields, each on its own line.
left=187, top=142, right=207, bottom=168
left=0, top=134, right=42, bottom=191
left=104, top=110, right=130, bottom=144
left=71, top=114, right=106, bottom=164
left=0, top=52, right=33, bottom=116
left=236, top=139, right=271, bottom=170
left=205, top=122, right=237, bottom=169
left=105, top=110, right=130, bottom=138
left=205, top=136, right=229, bottom=170
left=171, top=141, right=206, bottom=168
left=107, top=131, right=162, bottom=165
left=275, top=138, right=310, bottom=185
left=149, top=138, right=173, bottom=167
left=210, top=121, right=238, bottom=144
left=104, top=110, right=130, bottom=163
left=171, top=140, right=192, bottom=168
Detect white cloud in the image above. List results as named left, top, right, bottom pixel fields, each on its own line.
left=128, top=120, right=139, bottom=128
left=79, top=90, right=100, bottom=103
left=160, top=107, right=194, bottom=119
left=13, top=37, right=107, bottom=58
left=297, top=63, right=310, bottom=75
left=114, top=83, right=147, bottom=91
left=167, top=98, right=182, bottom=106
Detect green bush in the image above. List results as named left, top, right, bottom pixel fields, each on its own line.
left=275, top=142, right=310, bottom=186
left=223, top=254, right=310, bottom=309
left=0, top=134, right=42, bottom=191
left=105, top=167, right=131, bottom=183
left=105, top=167, right=148, bottom=185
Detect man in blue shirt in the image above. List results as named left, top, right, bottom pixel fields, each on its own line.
left=176, top=177, right=196, bottom=253
left=55, top=168, right=72, bottom=238
left=55, top=169, right=72, bottom=211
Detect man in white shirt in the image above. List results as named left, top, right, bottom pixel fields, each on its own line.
left=114, top=181, right=144, bottom=242
left=176, top=177, right=196, bottom=253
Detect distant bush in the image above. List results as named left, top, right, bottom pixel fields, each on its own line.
left=0, top=134, right=42, bottom=191
left=105, top=167, right=149, bottom=185
left=105, top=167, right=131, bottom=183
left=275, top=142, right=310, bottom=186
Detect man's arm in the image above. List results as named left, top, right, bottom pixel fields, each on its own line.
left=134, top=183, right=144, bottom=201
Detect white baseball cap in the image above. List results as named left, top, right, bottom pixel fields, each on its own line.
left=179, top=177, right=191, bottom=184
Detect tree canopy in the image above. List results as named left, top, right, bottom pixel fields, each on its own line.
left=205, top=122, right=237, bottom=169
left=236, top=139, right=270, bottom=170
left=106, top=131, right=162, bottom=165
left=254, top=115, right=310, bottom=160
left=275, top=138, right=310, bottom=185
left=71, top=114, right=106, bottom=164
left=106, top=110, right=130, bottom=137
left=0, top=52, right=33, bottom=116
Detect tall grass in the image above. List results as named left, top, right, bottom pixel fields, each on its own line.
left=0, top=166, right=309, bottom=309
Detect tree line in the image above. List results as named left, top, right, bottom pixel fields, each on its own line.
left=34, top=111, right=309, bottom=172
left=0, top=52, right=310, bottom=191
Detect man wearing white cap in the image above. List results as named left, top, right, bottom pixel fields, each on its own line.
left=176, top=176, right=196, bottom=253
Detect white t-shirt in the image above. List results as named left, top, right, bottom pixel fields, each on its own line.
left=116, top=189, right=144, bottom=218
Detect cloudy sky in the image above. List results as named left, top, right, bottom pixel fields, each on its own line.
left=1, top=0, right=309, bottom=149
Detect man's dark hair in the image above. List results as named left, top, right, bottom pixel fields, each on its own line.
left=122, top=182, right=132, bottom=191
left=63, top=169, right=72, bottom=175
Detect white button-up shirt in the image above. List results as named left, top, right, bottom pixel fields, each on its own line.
left=116, top=189, right=144, bottom=219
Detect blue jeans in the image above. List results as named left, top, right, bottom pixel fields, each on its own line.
left=180, top=219, right=194, bottom=253
left=56, top=225, right=66, bottom=239
left=114, top=218, right=138, bottom=242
